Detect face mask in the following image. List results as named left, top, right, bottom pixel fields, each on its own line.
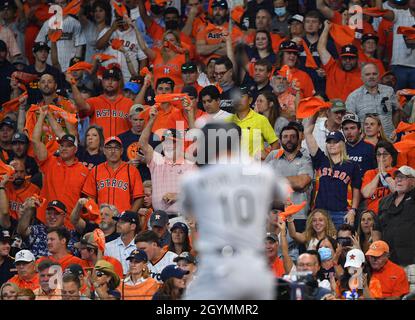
left=165, top=20, right=179, bottom=30
left=318, top=247, right=333, bottom=262
left=274, top=7, right=286, bottom=17
left=13, top=178, right=25, bottom=187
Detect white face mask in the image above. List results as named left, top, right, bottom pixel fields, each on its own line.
left=274, top=7, right=287, bottom=17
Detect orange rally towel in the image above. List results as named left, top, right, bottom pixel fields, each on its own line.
left=296, top=97, right=332, bottom=119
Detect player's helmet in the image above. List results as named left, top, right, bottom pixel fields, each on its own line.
left=196, top=121, right=241, bottom=167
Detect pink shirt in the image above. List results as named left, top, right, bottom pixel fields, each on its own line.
left=0, top=25, right=21, bottom=59
left=148, top=152, right=195, bottom=214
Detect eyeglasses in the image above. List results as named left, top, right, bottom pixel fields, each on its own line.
left=365, top=113, right=379, bottom=117
left=395, top=175, right=410, bottom=181
left=214, top=70, right=229, bottom=77
left=95, top=270, right=105, bottom=277
left=297, top=263, right=317, bottom=267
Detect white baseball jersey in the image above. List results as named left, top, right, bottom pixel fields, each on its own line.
left=147, top=250, right=178, bottom=283
left=181, top=161, right=287, bottom=255
left=181, top=160, right=288, bottom=300
left=97, top=27, right=147, bottom=83
left=35, top=15, right=86, bottom=72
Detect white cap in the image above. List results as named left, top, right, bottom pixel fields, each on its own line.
left=393, top=165, right=415, bottom=178
left=344, top=249, right=365, bottom=268
left=15, top=250, right=36, bottom=263
left=289, top=14, right=304, bottom=24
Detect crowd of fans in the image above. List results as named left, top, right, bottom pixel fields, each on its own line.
left=0, top=0, right=415, bottom=300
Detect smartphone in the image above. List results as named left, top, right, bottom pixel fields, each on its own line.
left=337, top=237, right=352, bottom=247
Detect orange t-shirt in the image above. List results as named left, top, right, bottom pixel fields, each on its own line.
left=36, top=254, right=89, bottom=271
left=323, top=57, right=363, bottom=101
left=139, top=105, right=181, bottom=138
left=290, top=68, right=316, bottom=98
left=6, top=181, right=40, bottom=220
left=191, top=14, right=208, bottom=40
left=196, top=22, right=244, bottom=64
left=82, top=162, right=144, bottom=213
left=37, top=156, right=89, bottom=230
left=8, top=273, right=40, bottom=291
left=118, top=277, right=160, bottom=300
left=372, top=260, right=410, bottom=298
left=361, top=167, right=396, bottom=214
left=271, top=257, right=285, bottom=277
left=83, top=95, right=133, bottom=139
left=152, top=49, right=186, bottom=93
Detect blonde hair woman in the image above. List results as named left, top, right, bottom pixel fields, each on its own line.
left=0, top=282, right=19, bottom=300
left=363, top=114, right=390, bottom=146
left=119, top=250, right=160, bottom=300
left=304, top=112, right=362, bottom=229
left=287, top=209, right=337, bottom=250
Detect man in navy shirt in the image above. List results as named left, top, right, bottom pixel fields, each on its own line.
left=118, top=104, right=150, bottom=181
left=341, top=112, right=376, bottom=177
left=0, top=229, right=16, bottom=286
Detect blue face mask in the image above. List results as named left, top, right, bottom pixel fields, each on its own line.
left=274, top=7, right=286, bottom=17
left=318, top=247, right=333, bottom=262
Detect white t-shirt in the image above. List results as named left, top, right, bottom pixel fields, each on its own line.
left=35, top=16, right=86, bottom=72
left=97, top=27, right=147, bottom=83
left=147, top=250, right=178, bottom=282
left=181, top=159, right=288, bottom=255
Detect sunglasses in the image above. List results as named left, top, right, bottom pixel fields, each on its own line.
left=95, top=270, right=105, bottom=277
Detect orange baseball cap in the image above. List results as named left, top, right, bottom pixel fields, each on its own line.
left=365, top=240, right=389, bottom=257
left=104, top=136, right=122, bottom=146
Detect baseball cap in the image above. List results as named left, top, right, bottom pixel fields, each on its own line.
left=0, top=40, right=6, bottom=52
left=181, top=61, right=198, bottom=74
left=181, top=85, right=198, bottom=99
left=0, top=117, right=16, bottom=130
left=288, top=14, right=304, bottom=24
left=129, top=104, right=145, bottom=117
left=211, top=0, right=228, bottom=9
left=11, top=132, right=29, bottom=144
left=103, top=68, right=122, bottom=81
left=12, top=55, right=28, bottom=66
left=365, top=240, right=389, bottom=257
left=326, top=130, right=345, bottom=143
left=150, top=210, right=169, bottom=228
left=279, top=40, right=300, bottom=53
left=340, top=44, right=358, bottom=57
left=33, top=42, right=50, bottom=53
left=46, top=200, right=67, bottom=215
left=173, top=252, right=197, bottom=264
left=69, top=56, right=82, bottom=67
left=361, top=33, right=379, bottom=43
left=126, top=249, right=148, bottom=262
left=330, top=99, right=346, bottom=113
left=113, top=211, right=139, bottom=225
left=58, top=134, right=78, bottom=147
left=170, top=222, right=189, bottom=234
left=0, top=229, right=11, bottom=243
left=342, top=112, right=360, bottom=125
left=104, top=136, right=122, bottom=146
left=123, top=82, right=140, bottom=95
left=265, top=232, right=278, bottom=243
left=64, top=263, right=85, bottom=276
left=74, top=232, right=98, bottom=249
left=344, top=249, right=365, bottom=268
left=15, top=250, right=35, bottom=263
left=393, top=165, right=415, bottom=178
left=160, top=265, right=189, bottom=282
left=94, top=260, right=120, bottom=287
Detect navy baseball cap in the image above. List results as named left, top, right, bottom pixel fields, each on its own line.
left=59, top=134, right=78, bottom=147
left=340, top=44, right=358, bottom=57
left=342, top=112, right=360, bottom=125
left=265, top=232, right=279, bottom=243
left=0, top=229, right=11, bottom=243
left=181, top=61, right=198, bottom=74
left=64, top=263, right=85, bottom=276
left=47, top=200, right=67, bottom=214
left=113, top=211, right=139, bottom=225
left=12, top=132, right=29, bottom=144
left=173, top=252, right=197, bottom=264
left=170, top=222, right=189, bottom=234
left=326, top=131, right=345, bottom=143
left=160, top=265, right=189, bottom=282
left=33, top=42, right=50, bottom=53
left=362, top=33, right=379, bottom=44
left=150, top=210, right=169, bottom=227
left=127, top=249, right=148, bottom=262
left=103, top=68, right=122, bottom=80
left=0, top=118, right=16, bottom=129
left=211, top=0, right=228, bottom=9
left=279, top=41, right=300, bottom=53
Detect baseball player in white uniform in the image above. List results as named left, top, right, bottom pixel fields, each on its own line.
left=35, top=0, right=86, bottom=72
left=182, top=122, right=289, bottom=300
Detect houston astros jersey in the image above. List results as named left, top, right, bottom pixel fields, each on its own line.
left=181, top=160, right=288, bottom=254
left=147, top=250, right=178, bottom=283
